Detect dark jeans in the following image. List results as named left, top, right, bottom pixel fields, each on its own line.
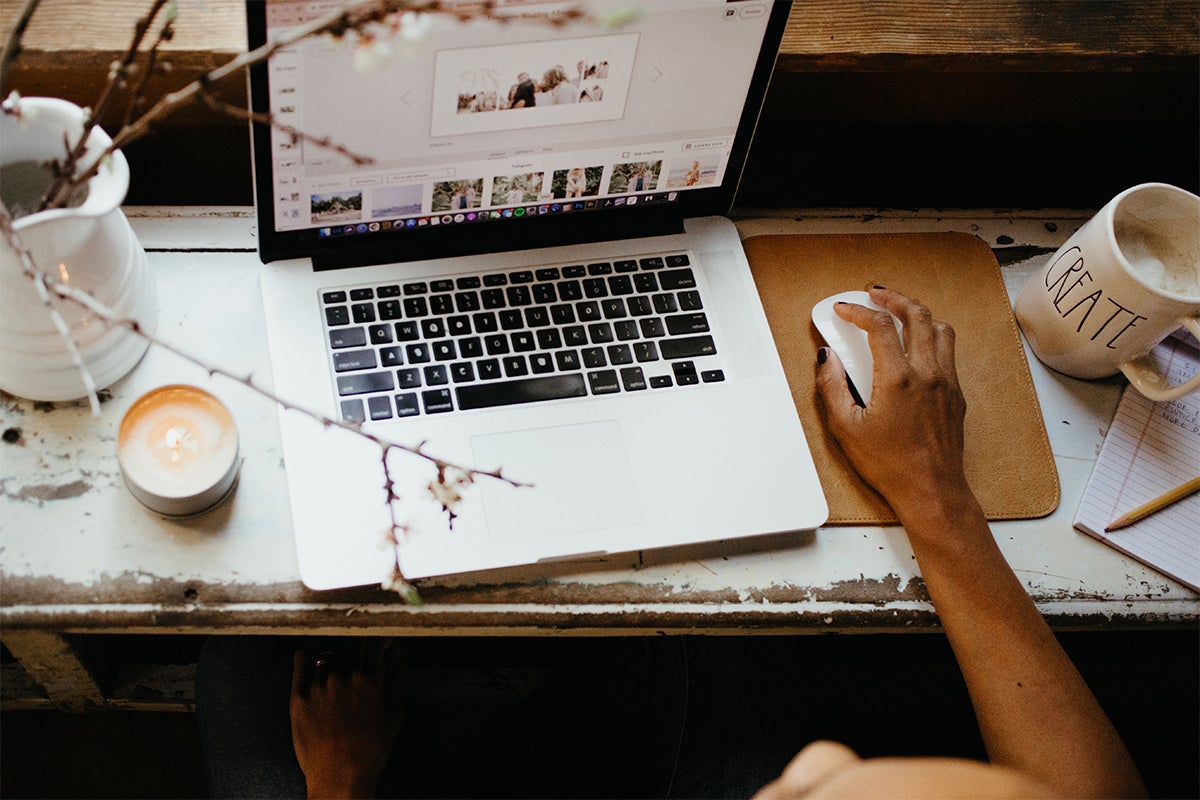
left=196, top=635, right=802, bottom=799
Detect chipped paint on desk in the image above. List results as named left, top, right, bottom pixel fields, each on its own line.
left=2, top=209, right=1197, bottom=635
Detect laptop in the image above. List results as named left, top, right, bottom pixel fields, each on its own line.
left=247, top=0, right=826, bottom=590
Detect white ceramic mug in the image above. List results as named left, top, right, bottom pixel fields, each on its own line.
left=1015, top=183, right=1200, bottom=401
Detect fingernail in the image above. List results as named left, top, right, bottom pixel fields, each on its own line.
left=872, top=284, right=887, bottom=290
left=817, top=347, right=829, bottom=364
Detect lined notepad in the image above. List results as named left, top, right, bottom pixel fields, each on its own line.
left=1073, top=333, right=1200, bottom=591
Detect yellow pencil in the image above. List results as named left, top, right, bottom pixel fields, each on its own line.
left=1105, top=476, right=1200, bottom=532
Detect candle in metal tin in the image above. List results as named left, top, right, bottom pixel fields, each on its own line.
left=117, top=385, right=240, bottom=516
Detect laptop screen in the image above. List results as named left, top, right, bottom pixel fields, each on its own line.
left=248, top=0, right=790, bottom=264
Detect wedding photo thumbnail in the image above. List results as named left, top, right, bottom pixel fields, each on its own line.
left=551, top=165, right=603, bottom=199
left=310, top=190, right=363, bottom=223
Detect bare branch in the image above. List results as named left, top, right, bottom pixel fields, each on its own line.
left=0, top=0, right=39, bottom=91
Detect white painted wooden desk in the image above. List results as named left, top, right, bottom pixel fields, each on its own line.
left=2, top=207, right=1197, bottom=707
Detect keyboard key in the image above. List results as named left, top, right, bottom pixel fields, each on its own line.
left=702, top=369, right=726, bottom=383
left=608, top=275, right=634, bottom=295
left=325, top=306, right=349, bottom=326
left=607, top=344, right=633, bottom=365
left=456, top=374, right=587, bottom=410
left=394, top=320, right=419, bottom=341
left=420, top=318, right=446, bottom=339
left=406, top=343, right=431, bottom=363
left=587, top=323, right=614, bottom=344
left=652, top=294, right=678, bottom=314
left=556, top=349, right=581, bottom=371
left=576, top=302, right=601, bottom=322
left=524, top=306, right=551, bottom=327
left=404, top=297, right=428, bottom=317
left=403, top=282, right=427, bottom=295
left=530, top=353, right=555, bottom=374
left=503, top=355, right=529, bottom=377
left=650, top=375, right=673, bottom=389
left=550, top=304, right=576, bottom=324
left=659, top=268, right=696, bottom=290
left=378, top=299, right=402, bottom=320
left=558, top=280, right=583, bottom=301
left=352, top=303, right=376, bottom=323
left=620, top=366, right=647, bottom=391
left=633, top=273, right=659, bottom=293
left=460, top=337, right=483, bottom=358
left=640, top=256, right=665, bottom=270
left=639, top=318, right=666, bottom=338
left=322, top=290, right=347, bottom=304
left=350, top=287, right=375, bottom=301
left=424, top=365, right=449, bottom=385
left=482, top=274, right=506, bottom=287
left=329, top=327, right=367, bottom=349
left=666, top=313, right=710, bottom=335
left=485, top=335, right=509, bottom=355
left=532, top=283, right=557, bottom=304
left=602, top=299, right=627, bottom=319
left=369, top=324, right=394, bottom=344
left=473, top=312, right=499, bottom=333
left=368, top=395, right=393, bottom=421
left=506, top=286, right=532, bottom=306
left=587, top=262, right=613, bottom=275
left=478, top=359, right=502, bottom=380
left=430, top=294, right=453, bottom=315
left=535, top=267, right=560, bottom=281
left=582, top=347, right=607, bottom=368
left=455, top=292, right=481, bottom=312
left=614, top=259, right=638, bottom=273
left=511, top=331, right=536, bottom=352
left=340, top=398, right=365, bottom=422
left=588, top=370, right=620, bottom=394
left=396, top=368, right=422, bottom=389
left=430, top=280, right=454, bottom=293
left=672, top=361, right=699, bottom=385
left=451, top=362, right=475, bottom=383
left=510, top=270, right=534, bottom=283
left=447, top=316, right=471, bottom=336
left=422, top=389, right=454, bottom=414
left=537, top=328, right=563, bottom=349
left=482, top=288, right=506, bottom=308
left=432, top=340, right=457, bottom=360
left=500, top=310, right=524, bottom=330
left=377, top=284, right=402, bottom=297
left=627, top=296, right=654, bottom=316
left=678, top=291, right=703, bottom=311
left=614, top=320, right=639, bottom=341
left=337, top=371, right=394, bottom=396
left=563, top=326, right=587, bottom=346
left=583, top=278, right=608, bottom=298
left=333, top=349, right=377, bottom=372
left=562, top=265, right=586, bottom=278
left=634, top=341, right=659, bottom=362
left=395, top=393, right=420, bottom=417
left=666, top=254, right=690, bottom=267
left=661, top=335, right=717, bottom=359
left=380, top=346, right=403, bottom=367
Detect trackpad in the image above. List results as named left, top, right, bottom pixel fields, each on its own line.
left=471, top=420, right=641, bottom=543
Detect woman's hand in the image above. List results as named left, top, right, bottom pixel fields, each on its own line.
left=814, top=286, right=973, bottom=527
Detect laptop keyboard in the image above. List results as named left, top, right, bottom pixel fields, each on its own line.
left=321, top=252, right=724, bottom=422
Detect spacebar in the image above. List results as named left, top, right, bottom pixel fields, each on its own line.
left=456, top=374, right=588, bottom=410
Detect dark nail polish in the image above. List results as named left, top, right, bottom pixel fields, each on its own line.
left=872, top=284, right=887, bottom=290
left=817, top=347, right=829, bottom=365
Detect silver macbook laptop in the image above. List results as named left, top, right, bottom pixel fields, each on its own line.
left=247, top=0, right=827, bottom=590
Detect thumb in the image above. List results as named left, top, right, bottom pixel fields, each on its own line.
left=814, top=347, right=859, bottom=436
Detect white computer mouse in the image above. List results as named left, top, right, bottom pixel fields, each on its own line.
left=811, top=290, right=903, bottom=405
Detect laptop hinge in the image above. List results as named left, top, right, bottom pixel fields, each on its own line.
left=311, top=213, right=686, bottom=271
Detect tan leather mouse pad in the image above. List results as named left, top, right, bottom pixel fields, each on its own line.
left=744, top=232, right=1060, bottom=524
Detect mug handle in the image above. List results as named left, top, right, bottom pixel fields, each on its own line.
left=1119, top=317, right=1200, bottom=402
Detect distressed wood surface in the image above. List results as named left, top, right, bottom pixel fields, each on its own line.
left=1, top=207, right=1198, bottom=642
left=3, top=0, right=1196, bottom=116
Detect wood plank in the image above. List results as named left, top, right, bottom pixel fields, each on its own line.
left=1, top=631, right=104, bottom=711
left=779, top=0, right=1200, bottom=71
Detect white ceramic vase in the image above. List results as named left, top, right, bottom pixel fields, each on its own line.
left=1, top=96, right=156, bottom=401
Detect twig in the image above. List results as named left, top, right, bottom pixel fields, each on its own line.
left=0, top=0, right=39, bottom=92
left=197, top=87, right=374, bottom=166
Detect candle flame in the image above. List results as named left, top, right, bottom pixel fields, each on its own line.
left=58, top=262, right=70, bottom=283
left=160, top=426, right=198, bottom=464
